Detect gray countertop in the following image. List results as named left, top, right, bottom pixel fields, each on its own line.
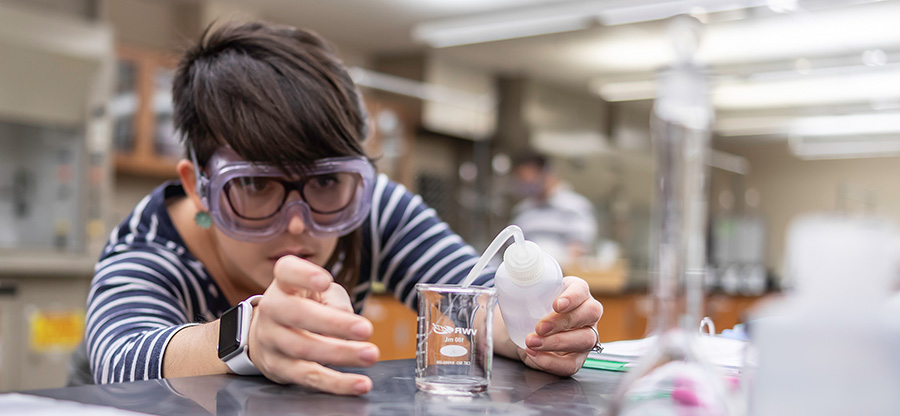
left=22, top=357, right=624, bottom=415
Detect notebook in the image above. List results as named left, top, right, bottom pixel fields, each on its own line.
left=584, top=335, right=749, bottom=373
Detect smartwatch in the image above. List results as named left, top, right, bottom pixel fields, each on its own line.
left=218, top=295, right=263, bottom=375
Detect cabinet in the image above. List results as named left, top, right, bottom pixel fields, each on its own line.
left=594, top=293, right=651, bottom=342
left=592, top=291, right=776, bottom=342
left=362, top=293, right=417, bottom=360
left=112, top=46, right=180, bottom=178
left=0, top=276, right=91, bottom=391
left=706, top=293, right=780, bottom=333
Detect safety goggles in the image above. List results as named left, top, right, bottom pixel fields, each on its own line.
left=192, top=147, right=375, bottom=242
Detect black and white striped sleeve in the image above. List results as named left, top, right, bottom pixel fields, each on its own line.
left=86, top=246, right=205, bottom=384
left=364, top=175, right=495, bottom=308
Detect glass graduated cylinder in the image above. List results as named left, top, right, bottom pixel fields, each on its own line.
left=609, top=16, right=733, bottom=414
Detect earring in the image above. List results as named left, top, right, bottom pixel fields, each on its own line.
left=194, top=211, right=212, bottom=229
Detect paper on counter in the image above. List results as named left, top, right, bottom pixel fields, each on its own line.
left=588, top=335, right=749, bottom=372
left=0, top=393, right=151, bottom=416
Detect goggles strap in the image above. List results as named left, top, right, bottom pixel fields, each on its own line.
left=189, top=146, right=210, bottom=209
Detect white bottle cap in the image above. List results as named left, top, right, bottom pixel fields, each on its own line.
left=502, top=240, right=544, bottom=285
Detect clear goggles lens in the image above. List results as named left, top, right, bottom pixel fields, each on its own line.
left=223, top=172, right=363, bottom=219
left=195, top=148, right=375, bottom=241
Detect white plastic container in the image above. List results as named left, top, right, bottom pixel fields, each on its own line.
left=750, top=215, right=900, bottom=416
left=495, top=240, right=565, bottom=350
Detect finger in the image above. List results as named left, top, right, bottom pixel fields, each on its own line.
left=273, top=256, right=333, bottom=294
left=525, top=327, right=597, bottom=353
left=265, top=324, right=380, bottom=367
left=523, top=350, right=586, bottom=377
left=553, top=276, right=592, bottom=313
left=261, top=295, right=373, bottom=340
left=321, top=282, right=354, bottom=313
left=537, top=300, right=602, bottom=337
left=267, top=359, right=373, bottom=395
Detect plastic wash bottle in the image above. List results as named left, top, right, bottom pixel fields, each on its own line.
left=495, top=240, right=565, bottom=350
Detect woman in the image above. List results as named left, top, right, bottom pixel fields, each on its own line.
left=86, top=20, right=603, bottom=395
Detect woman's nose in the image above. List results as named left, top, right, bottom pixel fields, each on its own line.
left=283, top=191, right=308, bottom=235
left=286, top=208, right=307, bottom=235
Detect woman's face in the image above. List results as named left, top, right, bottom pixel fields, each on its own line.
left=213, top=208, right=339, bottom=292
left=185, top=147, right=373, bottom=292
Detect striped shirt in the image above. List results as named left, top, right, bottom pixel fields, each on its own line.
left=86, top=174, right=495, bottom=384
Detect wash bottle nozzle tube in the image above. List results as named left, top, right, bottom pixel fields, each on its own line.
left=460, top=225, right=565, bottom=350
left=460, top=225, right=525, bottom=288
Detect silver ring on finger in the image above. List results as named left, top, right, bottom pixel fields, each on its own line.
left=588, top=326, right=603, bottom=353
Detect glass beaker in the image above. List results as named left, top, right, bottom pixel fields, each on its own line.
left=415, top=284, right=498, bottom=394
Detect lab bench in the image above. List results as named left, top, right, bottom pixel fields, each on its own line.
left=18, top=356, right=618, bottom=415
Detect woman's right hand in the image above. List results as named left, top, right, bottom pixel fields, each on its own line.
left=247, top=255, right=380, bottom=395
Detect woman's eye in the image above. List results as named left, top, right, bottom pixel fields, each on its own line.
left=240, top=178, right=274, bottom=192
left=313, top=174, right=339, bottom=188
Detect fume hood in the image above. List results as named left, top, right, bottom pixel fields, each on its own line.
left=0, top=3, right=113, bottom=391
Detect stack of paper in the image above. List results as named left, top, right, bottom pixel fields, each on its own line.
left=0, top=394, right=150, bottom=415
left=585, top=335, right=749, bottom=373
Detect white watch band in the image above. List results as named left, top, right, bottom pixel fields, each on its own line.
left=224, top=295, right=263, bottom=376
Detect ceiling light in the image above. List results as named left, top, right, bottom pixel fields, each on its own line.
left=710, top=150, right=750, bottom=174
left=791, top=112, right=900, bottom=136
left=714, top=115, right=794, bottom=136
left=348, top=66, right=495, bottom=111
left=794, top=58, right=812, bottom=75
left=593, top=79, right=656, bottom=102
left=714, top=70, right=900, bottom=110
left=411, top=0, right=769, bottom=48
left=789, top=134, right=900, bottom=160
left=715, top=112, right=900, bottom=138
left=767, top=0, right=799, bottom=13
left=688, top=6, right=711, bottom=23
left=411, top=2, right=593, bottom=48
left=862, top=49, right=887, bottom=67
left=578, top=1, right=900, bottom=74
left=596, top=0, right=768, bottom=26
left=595, top=62, right=900, bottom=108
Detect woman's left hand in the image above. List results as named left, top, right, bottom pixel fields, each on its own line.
left=518, top=276, right=603, bottom=376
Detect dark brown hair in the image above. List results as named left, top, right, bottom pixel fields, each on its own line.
left=172, top=20, right=369, bottom=292
left=513, top=151, right=550, bottom=171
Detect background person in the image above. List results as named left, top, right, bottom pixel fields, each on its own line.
left=510, top=152, right=598, bottom=264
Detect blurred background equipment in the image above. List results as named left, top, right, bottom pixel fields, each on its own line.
left=0, top=2, right=113, bottom=391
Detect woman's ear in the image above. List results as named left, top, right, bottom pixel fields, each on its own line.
left=176, top=159, right=206, bottom=211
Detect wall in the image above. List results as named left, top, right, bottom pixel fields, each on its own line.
left=0, top=0, right=96, bottom=18
left=715, top=139, right=900, bottom=275
left=522, top=80, right=613, bottom=203
left=422, top=53, right=496, bottom=141
left=102, top=0, right=198, bottom=51
left=0, top=2, right=110, bottom=126
left=104, top=0, right=370, bottom=66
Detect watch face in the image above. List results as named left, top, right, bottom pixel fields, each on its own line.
left=218, top=304, right=242, bottom=360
